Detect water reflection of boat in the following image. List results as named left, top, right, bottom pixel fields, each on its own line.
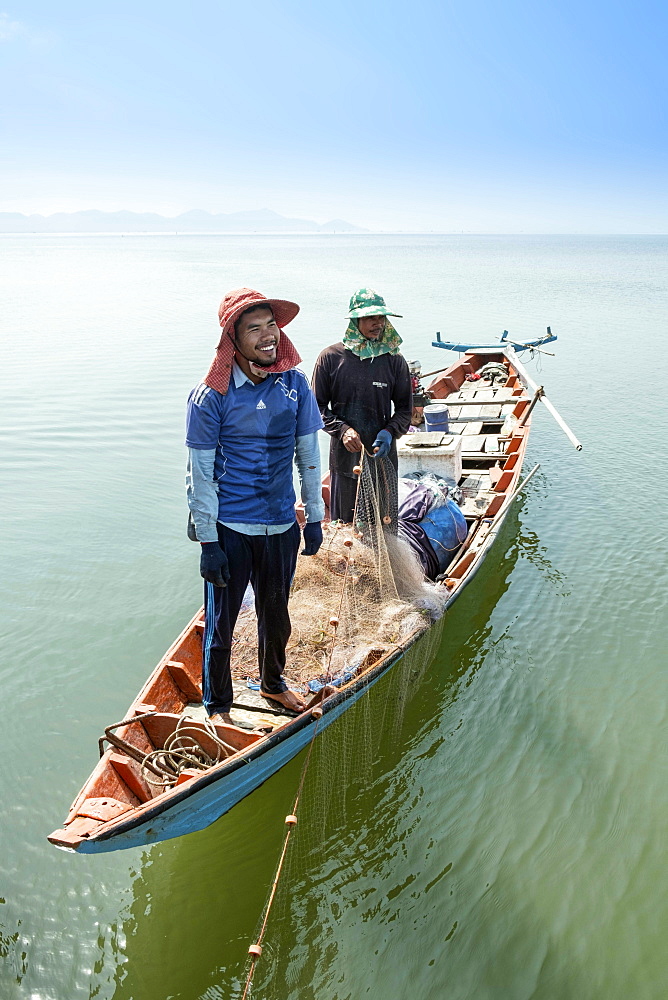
left=87, top=535, right=526, bottom=999
left=49, top=335, right=579, bottom=854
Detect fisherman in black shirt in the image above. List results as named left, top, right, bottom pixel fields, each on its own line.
left=312, top=288, right=412, bottom=525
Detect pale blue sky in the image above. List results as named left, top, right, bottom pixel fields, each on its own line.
left=1, top=0, right=666, bottom=230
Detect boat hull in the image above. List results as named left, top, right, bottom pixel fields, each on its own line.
left=62, top=503, right=509, bottom=855
left=72, top=647, right=405, bottom=853
left=49, top=344, right=536, bottom=854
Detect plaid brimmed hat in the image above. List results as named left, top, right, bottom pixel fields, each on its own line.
left=205, top=287, right=302, bottom=395
left=218, top=287, right=300, bottom=334
left=346, top=287, right=402, bottom=319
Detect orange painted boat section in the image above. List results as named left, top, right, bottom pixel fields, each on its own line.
left=48, top=351, right=533, bottom=852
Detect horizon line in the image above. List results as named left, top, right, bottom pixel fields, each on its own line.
left=1, top=229, right=666, bottom=236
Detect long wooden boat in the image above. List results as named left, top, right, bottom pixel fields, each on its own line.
left=49, top=337, right=577, bottom=854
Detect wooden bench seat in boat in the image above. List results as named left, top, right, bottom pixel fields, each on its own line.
left=93, top=712, right=264, bottom=809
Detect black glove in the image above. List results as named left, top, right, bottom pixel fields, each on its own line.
left=301, top=522, right=323, bottom=556
left=372, top=429, right=392, bottom=459
left=200, top=542, right=230, bottom=587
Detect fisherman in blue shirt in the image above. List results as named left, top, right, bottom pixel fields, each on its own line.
left=186, top=287, right=324, bottom=723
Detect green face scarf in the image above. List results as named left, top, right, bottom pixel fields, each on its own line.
left=342, top=318, right=403, bottom=360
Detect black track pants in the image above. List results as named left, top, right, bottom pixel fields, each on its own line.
left=201, top=521, right=301, bottom=715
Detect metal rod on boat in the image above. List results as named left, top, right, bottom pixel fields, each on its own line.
left=420, top=363, right=454, bottom=379
left=495, top=463, right=541, bottom=518
left=440, top=463, right=541, bottom=580
left=518, top=386, right=544, bottom=427
left=503, top=338, right=555, bottom=357
left=504, top=346, right=583, bottom=450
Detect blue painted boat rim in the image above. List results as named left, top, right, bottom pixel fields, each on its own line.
left=431, top=329, right=557, bottom=353
left=86, top=627, right=421, bottom=845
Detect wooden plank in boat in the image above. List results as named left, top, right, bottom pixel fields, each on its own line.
left=460, top=472, right=487, bottom=492
left=459, top=492, right=496, bottom=517
left=183, top=686, right=293, bottom=731
left=458, top=472, right=496, bottom=516
left=443, top=395, right=519, bottom=407
left=479, top=404, right=502, bottom=418
left=461, top=420, right=483, bottom=434
left=461, top=434, right=487, bottom=452
left=483, top=435, right=504, bottom=453
left=403, top=431, right=452, bottom=448
left=447, top=417, right=488, bottom=426
left=460, top=475, right=487, bottom=498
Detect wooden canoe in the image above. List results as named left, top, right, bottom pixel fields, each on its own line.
left=49, top=346, right=538, bottom=853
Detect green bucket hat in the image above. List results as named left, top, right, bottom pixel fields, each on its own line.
left=346, top=287, right=402, bottom=319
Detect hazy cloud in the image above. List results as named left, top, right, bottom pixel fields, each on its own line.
left=0, top=12, right=23, bottom=40
left=0, top=2, right=666, bottom=231
left=0, top=11, right=52, bottom=45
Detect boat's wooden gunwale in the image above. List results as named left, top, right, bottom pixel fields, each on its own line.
left=49, top=350, right=534, bottom=852
left=55, top=621, right=429, bottom=847
left=60, top=610, right=212, bottom=826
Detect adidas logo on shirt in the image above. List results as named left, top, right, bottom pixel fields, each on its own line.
left=256, top=400, right=267, bottom=409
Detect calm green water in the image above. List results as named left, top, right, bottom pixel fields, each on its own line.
left=1, top=235, right=667, bottom=999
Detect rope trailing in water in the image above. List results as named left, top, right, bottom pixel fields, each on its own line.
left=241, top=702, right=324, bottom=999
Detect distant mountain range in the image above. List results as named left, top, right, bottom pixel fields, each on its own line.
left=0, top=208, right=368, bottom=234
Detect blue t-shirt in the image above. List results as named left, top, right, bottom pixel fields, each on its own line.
left=186, top=368, right=323, bottom=525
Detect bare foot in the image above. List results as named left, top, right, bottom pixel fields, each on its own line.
left=260, top=688, right=307, bottom=713
left=209, top=711, right=233, bottom=726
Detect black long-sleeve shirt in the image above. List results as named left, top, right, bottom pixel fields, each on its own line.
left=312, top=342, right=413, bottom=477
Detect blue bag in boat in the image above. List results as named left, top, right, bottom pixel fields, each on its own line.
left=418, top=500, right=468, bottom=574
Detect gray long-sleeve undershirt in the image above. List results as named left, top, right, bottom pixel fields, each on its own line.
left=186, top=431, right=324, bottom=543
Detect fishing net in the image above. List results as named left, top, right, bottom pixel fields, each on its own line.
left=235, top=455, right=452, bottom=999
left=230, top=454, right=448, bottom=689
left=242, top=616, right=448, bottom=999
